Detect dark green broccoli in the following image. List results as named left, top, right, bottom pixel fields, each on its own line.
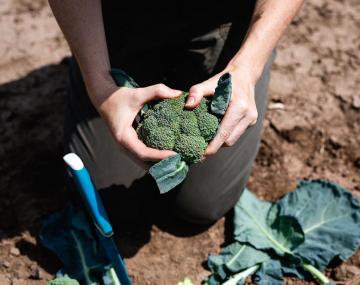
left=180, top=111, right=201, bottom=136
left=137, top=92, right=220, bottom=163
left=197, top=112, right=219, bottom=142
left=145, top=127, right=176, bottom=150
left=174, top=135, right=207, bottom=163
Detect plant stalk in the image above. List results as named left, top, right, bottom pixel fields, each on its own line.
left=222, top=264, right=260, bottom=285
left=302, top=263, right=330, bottom=284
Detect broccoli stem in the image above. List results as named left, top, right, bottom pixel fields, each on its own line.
left=221, top=264, right=260, bottom=285
left=302, top=263, right=330, bottom=284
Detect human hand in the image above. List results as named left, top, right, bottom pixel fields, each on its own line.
left=185, top=67, right=258, bottom=156
left=97, top=84, right=182, bottom=164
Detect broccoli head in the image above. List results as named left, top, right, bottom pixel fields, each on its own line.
left=136, top=92, right=220, bottom=163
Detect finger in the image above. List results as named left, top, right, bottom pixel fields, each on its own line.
left=139, top=84, right=182, bottom=103
left=186, top=78, right=217, bottom=108
left=205, top=104, right=247, bottom=156
left=223, top=115, right=255, bottom=147
left=120, top=129, right=177, bottom=162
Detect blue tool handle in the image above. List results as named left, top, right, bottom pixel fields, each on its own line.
left=68, top=166, right=113, bottom=237
left=97, top=232, right=132, bottom=285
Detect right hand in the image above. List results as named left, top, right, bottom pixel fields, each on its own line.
left=97, top=84, right=182, bottom=165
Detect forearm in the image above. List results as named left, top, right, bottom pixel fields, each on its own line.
left=227, top=0, right=304, bottom=82
left=48, top=0, right=116, bottom=108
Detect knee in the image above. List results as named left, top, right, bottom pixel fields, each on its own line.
left=172, top=201, right=225, bottom=225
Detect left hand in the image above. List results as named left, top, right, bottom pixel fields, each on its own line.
left=185, top=67, right=258, bottom=156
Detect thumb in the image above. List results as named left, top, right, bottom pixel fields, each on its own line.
left=186, top=81, right=215, bottom=108
left=140, top=83, right=182, bottom=103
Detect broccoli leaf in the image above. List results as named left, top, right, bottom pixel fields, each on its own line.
left=233, top=189, right=305, bottom=256
left=40, top=206, right=117, bottom=285
left=149, top=154, right=189, bottom=194
left=110, top=68, right=139, bottom=88
left=208, top=242, right=269, bottom=274
left=278, top=180, right=360, bottom=271
left=253, top=260, right=283, bottom=285
left=229, top=180, right=360, bottom=284
left=211, top=73, right=232, bottom=116
left=206, top=242, right=269, bottom=284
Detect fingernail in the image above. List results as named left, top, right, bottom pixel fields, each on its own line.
left=186, top=97, right=195, bottom=106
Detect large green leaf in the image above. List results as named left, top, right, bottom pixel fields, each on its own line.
left=233, top=189, right=304, bottom=255
left=206, top=242, right=269, bottom=284
left=40, top=206, right=119, bottom=285
left=253, top=260, right=283, bottom=285
left=278, top=180, right=360, bottom=270
left=208, top=242, right=269, bottom=274
left=149, top=154, right=189, bottom=194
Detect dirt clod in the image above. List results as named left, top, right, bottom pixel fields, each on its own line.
left=10, top=247, right=20, bottom=257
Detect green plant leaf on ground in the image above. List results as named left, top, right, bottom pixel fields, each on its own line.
left=205, top=180, right=360, bottom=285
left=278, top=180, right=360, bottom=271
left=208, top=242, right=270, bottom=275
left=40, top=206, right=119, bottom=285
left=253, top=260, right=283, bottom=285
left=233, top=189, right=305, bottom=256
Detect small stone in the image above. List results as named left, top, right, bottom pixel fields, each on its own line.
left=29, top=268, right=41, bottom=280
left=10, top=247, right=20, bottom=256
left=352, top=95, right=360, bottom=109
left=2, top=260, right=10, bottom=268
left=333, top=264, right=360, bottom=280
left=268, top=102, right=285, bottom=110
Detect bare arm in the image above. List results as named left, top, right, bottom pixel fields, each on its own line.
left=228, top=0, right=304, bottom=81
left=48, top=0, right=114, bottom=106
left=186, top=0, right=304, bottom=155
left=49, top=0, right=180, bottom=163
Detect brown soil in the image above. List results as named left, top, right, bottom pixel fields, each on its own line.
left=0, top=0, right=359, bottom=284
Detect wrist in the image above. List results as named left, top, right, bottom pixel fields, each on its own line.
left=83, top=70, right=118, bottom=111
left=226, top=40, right=271, bottom=84
left=224, top=62, right=258, bottom=87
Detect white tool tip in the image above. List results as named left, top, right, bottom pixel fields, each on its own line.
left=63, top=153, right=84, bottom=170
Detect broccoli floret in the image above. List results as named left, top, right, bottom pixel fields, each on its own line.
left=174, top=135, right=207, bottom=163
left=47, top=276, right=79, bottom=285
left=180, top=111, right=201, bottom=136
left=145, top=127, right=176, bottom=150
left=193, top=97, right=209, bottom=115
left=196, top=112, right=219, bottom=141
left=137, top=115, right=158, bottom=140
left=155, top=107, right=180, bottom=128
left=136, top=91, right=219, bottom=163
left=143, top=109, right=155, bottom=119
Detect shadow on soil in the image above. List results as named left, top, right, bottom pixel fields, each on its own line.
left=0, top=58, right=233, bottom=275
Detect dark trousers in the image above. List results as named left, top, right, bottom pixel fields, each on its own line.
left=64, top=22, right=275, bottom=224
